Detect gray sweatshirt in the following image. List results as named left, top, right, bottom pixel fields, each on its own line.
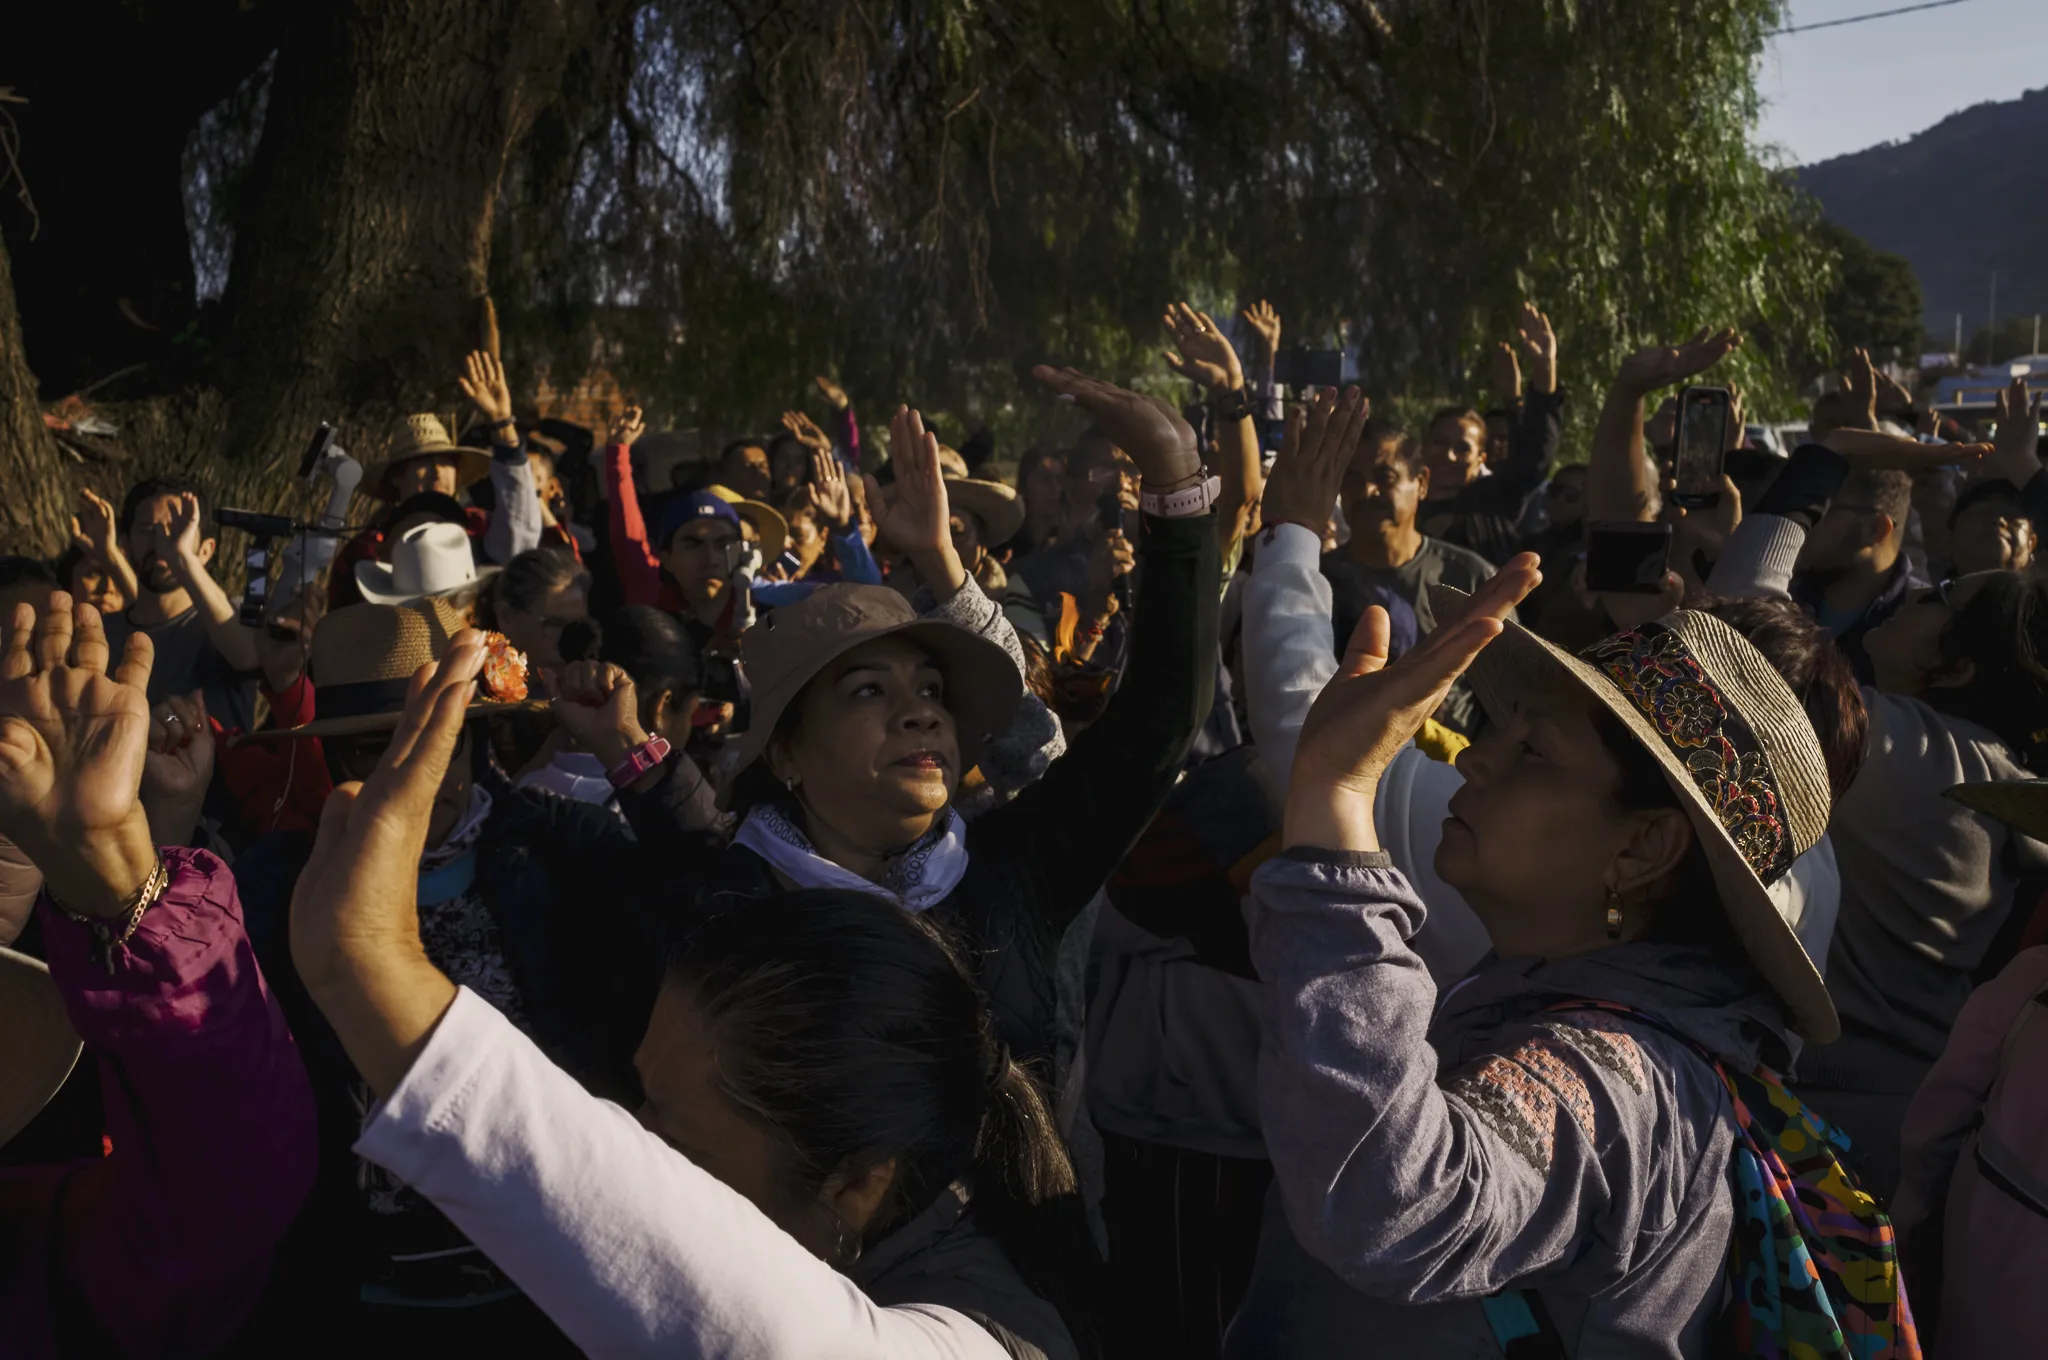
left=1227, top=850, right=1795, bottom=1359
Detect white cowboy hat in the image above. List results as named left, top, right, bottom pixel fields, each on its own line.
left=355, top=521, right=499, bottom=607
left=1430, top=586, right=1840, bottom=1042
left=1, top=946, right=83, bottom=1148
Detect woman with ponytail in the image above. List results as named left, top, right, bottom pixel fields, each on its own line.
left=289, top=632, right=1091, bottom=1359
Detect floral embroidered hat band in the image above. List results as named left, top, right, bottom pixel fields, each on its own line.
left=1429, top=586, right=1840, bottom=1043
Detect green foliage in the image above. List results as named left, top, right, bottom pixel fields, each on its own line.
left=1813, top=220, right=1922, bottom=369
left=491, top=0, right=1834, bottom=452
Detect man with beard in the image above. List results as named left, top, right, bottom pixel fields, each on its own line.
left=1790, top=464, right=1920, bottom=683
left=1319, top=422, right=1497, bottom=732
left=105, top=474, right=262, bottom=730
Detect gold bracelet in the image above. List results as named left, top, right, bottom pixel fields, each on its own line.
left=51, top=852, right=171, bottom=975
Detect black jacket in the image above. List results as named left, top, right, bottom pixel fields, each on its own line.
left=709, top=512, right=1222, bottom=1063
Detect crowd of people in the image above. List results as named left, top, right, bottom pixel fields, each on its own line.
left=2, top=296, right=2046, bottom=1360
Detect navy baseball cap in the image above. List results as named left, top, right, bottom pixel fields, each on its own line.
left=659, top=490, right=743, bottom=548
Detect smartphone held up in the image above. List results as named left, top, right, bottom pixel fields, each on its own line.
left=1671, top=386, right=1732, bottom=510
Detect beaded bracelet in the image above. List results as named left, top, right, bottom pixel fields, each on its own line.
left=51, top=852, right=170, bottom=975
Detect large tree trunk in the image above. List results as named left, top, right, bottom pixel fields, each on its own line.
left=0, top=232, right=74, bottom=557
left=217, top=0, right=613, bottom=481
left=0, top=2, right=280, bottom=395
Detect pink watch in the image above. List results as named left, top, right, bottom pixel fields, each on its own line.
left=1141, top=474, right=1222, bottom=519
left=606, top=736, right=672, bottom=789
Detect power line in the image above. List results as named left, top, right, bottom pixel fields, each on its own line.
left=1767, top=0, right=1970, bottom=38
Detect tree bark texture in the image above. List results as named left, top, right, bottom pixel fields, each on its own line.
left=219, top=0, right=605, bottom=487
left=0, top=232, right=75, bottom=556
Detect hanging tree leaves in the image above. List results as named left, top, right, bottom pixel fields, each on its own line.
left=491, top=0, right=1831, bottom=450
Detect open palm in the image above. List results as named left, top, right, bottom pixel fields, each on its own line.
left=1163, top=302, right=1243, bottom=392
left=868, top=406, right=952, bottom=554
left=1617, top=327, right=1741, bottom=397
left=0, top=600, right=155, bottom=848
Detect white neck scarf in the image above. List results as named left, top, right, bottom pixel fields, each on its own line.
left=734, top=801, right=969, bottom=913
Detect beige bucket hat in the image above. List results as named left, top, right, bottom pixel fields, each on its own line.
left=1430, top=586, right=1840, bottom=1042
left=1, top=946, right=83, bottom=1148
left=724, top=584, right=1022, bottom=785
left=944, top=479, right=1025, bottom=546
left=705, top=484, right=790, bottom=561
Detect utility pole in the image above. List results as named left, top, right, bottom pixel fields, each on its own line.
left=2035, top=313, right=2041, bottom=357
left=1955, top=312, right=1963, bottom=358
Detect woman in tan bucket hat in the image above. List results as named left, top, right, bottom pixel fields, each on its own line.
left=1226, top=556, right=1917, bottom=1360
left=680, top=376, right=1222, bottom=1064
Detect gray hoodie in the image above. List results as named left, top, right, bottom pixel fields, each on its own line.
left=1226, top=850, right=1796, bottom=1359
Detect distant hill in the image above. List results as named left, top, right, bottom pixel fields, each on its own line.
left=1795, top=85, right=2048, bottom=343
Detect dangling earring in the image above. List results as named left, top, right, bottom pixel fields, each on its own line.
left=785, top=772, right=800, bottom=792
left=1605, top=891, right=1624, bottom=941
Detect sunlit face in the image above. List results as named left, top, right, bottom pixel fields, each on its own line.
left=664, top=519, right=741, bottom=603
left=1067, top=444, right=1139, bottom=515
left=502, top=580, right=588, bottom=673
left=1342, top=440, right=1428, bottom=531
left=1420, top=414, right=1487, bottom=494
left=390, top=455, right=460, bottom=500
left=1795, top=501, right=1885, bottom=576
left=125, top=492, right=212, bottom=593
left=1950, top=497, right=2035, bottom=575
left=1439, top=687, right=1688, bottom=958
left=787, top=509, right=825, bottom=572
left=768, top=635, right=959, bottom=844
left=1864, top=572, right=1993, bottom=696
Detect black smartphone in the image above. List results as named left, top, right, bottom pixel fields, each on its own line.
left=1584, top=520, right=1674, bottom=594
left=1272, top=346, right=1345, bottom=389
left=299, top=421, right=337, bottom=480
left=1672, top=387, right=1732, bottom=509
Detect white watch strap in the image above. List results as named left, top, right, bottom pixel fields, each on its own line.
left=1141, top=474, right=1222, bottom=519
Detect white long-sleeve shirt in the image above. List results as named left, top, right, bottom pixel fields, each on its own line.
left=356, top=988, right=1013, bottom=1359
left=1241, top=520, right=1841, bottom=981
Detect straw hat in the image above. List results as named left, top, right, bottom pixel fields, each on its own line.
left=944, top=479, right=1025, bottom=547
left=724, top=584, right=1022, bottom=785
left=0, top=946, right=82, bottom=1149
left=363, top=414, right=493, bottom=500
left=1945, top=781, right=2048, bottom=840
left=1429, top=586, right=1840, bottom=1042
left=236, top=603, right=544, bottom=742
left=355, top=521, right=499, bottom=607
left=705, top=484, right=788, bottom=561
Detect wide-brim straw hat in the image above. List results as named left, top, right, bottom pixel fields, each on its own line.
left=235, top=602, right=544, bottom=742
left=945, top=478, right=1026, bottom=547
left=723, top=584, right=1022, bottom=794
left=363, top=413, right=493, bottom=500
left=354, top=520, right=500, bottom=607
left=1428, top=585, right=1840, bottom=1042
left=1945, top=781, right=2048, bottom=840
left=0, top=946, right=82, bottom=1149
left=705, top=484, right=789, bottom=561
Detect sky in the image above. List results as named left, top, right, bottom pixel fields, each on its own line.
left=1756, top=0, right=2048, bottom=165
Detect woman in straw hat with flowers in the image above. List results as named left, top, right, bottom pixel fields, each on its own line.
left=1224, top=556, right=1918, bottom=1359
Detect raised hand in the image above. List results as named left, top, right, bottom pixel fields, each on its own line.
left=866, top=406, right=955, bottom=559
left=140, top=690, right=214, bottom=846
left=164, top=492, right=206, bottom=568
left=1162, top=302, right=1245, bottom=393
left=813, top=374, right=851, bottom=411
left=1241, top=299, right=1282, bottom=370
left=0, top=595, right=158, bottom=916
left=1488, top=343, right=1522, bottom=404
left=289, top=632, right=481, bottom=1095
left=1986, top=375, right=2042, bottom=488
left=1873, top=365, right=1917, bottom=420
left=1261, top=386, right=1368, bottom=537
left=71, top=487, right=120, bottom=561
left=1725, top=386, right=1747, bottom=452
left=1823, top=427, right=1988, bottom=473
left=781, top=409, right=832, bottom=454
left=549, top=660, right=649, bottom=769
left=1842, top=347, right=1880, bottom=433
left=459, top=349, right=516, bottom=429
left=807, top=446, right=854, bottom=529
left=1615, top=327, right=1742, bottom=397
left=608, top=404, right=646, bottom=448
left=1515, top=302, right=1558, bottom=395
left=1031, top=365, right=1203, bottom=490
left=1285, top=555, right=1541, bottom=851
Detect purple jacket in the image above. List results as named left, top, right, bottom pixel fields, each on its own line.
left=1227, top=849, right=1794, bottom=1359
left=0, top=848, right=316, bottom=1358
